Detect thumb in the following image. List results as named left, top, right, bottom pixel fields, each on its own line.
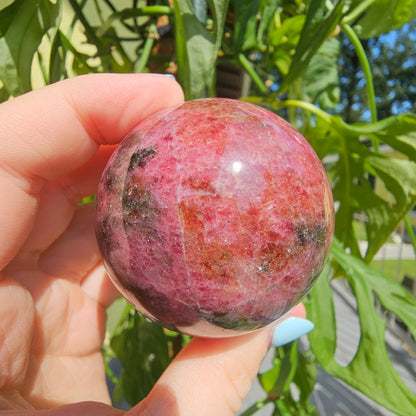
left=129, top=304, right=308, bottom=416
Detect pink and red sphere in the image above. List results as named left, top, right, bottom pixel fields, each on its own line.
left=95, top=98, right=334, bottom=337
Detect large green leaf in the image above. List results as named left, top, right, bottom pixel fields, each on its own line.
left=357, top=115, right=416, bottom=259
left=0, top=0, right=20, bottom=35
left=353, top=0, right=416, bottom=39
left=304, top=263, right=337, bottom=368
left=100, top=26, right=134, bottom=73
left=48, top=28, right=65, bottom=84
left=310, top=113, right=416, bottom=261
left=110, top=311, right=171, bottom=406
left=231, top=0, right=260, bottom=52
left=0, top=82, right=9, bottom=103
left=260, top=343, right=299, bottom=397
left=173, top=0, right=229, bottom=99
left=0, top=0, right=60, bottom=95
left=266, top=14, right=306, bottom=76
left=303, top=37, right=340, bottom=109
left=370, top=114, right=416, bottom=160
left=95, top=5, right=173, bottom=38
left=306, top=239, right=416, bottom=416
left=258, top=343, right=317, bottom=415
left=363, top=155, right=416, bottom=259
left=257, top=0, right=282, bottom=46
left=57, top=30, right=97, bottom=76
left=278, top=0, right=344, bottom=93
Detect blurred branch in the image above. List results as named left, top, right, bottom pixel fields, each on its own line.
left=341, top=23, right=377, bottom=123
left=68, top=0, right=108, bottom=57
left=96, top=6, right=173, bottom=37
left=238, top=53, right=268, bottom=95
left=135, top=21, right=158, bottom=73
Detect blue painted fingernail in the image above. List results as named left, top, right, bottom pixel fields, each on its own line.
left=164, top=73, right=176, bottom=79
left=272, top=317, right=314, bottom=347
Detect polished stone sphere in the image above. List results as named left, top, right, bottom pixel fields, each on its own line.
left=95, top=98, right=334, bottom=337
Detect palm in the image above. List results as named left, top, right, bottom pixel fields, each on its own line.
left=1, top=199, right=113, bottom=409
left=0, top=73, right=185, bottom=413
left=0, top=75, right=305, bottom=416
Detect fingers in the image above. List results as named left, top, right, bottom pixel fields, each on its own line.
left=131, top=304, right=307, bottom=416
left=36, top=201, right=118, bottom=307
left=0, top=401, right=124, bottom=416
left=37, top=201, right=120, bottom=307
left=38, top=203, right=100, bottom=281
left=9, top=146, right=116, bottom=258
left=0, top=73, right=184, bottom=181
left=0, top=74, right=184, bottom=269
left=0, top=277, right=35, bottom=391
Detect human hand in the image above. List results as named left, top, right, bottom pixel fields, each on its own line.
left=0, top=74, right=312, bottom=416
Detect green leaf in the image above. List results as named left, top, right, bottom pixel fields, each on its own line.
left=100, top=26, right=134, bottom=73
left=0, top=39, right=20, bottom=95
left=0, top=0, right=60, bottom=95
left=304, top=263, right=337, bottom=368
left=370, top=114, right=416, bottom=161
left=260, top=342, right=298, bottom=396
left=259, top=359, right=281, bottom=394
left=110, top=311, right=171, bottom=406
left=363, top=155, right=416, bottom=259
left=353, top=0, right=416, bottom=39
left=48, top=28, right=66, bottom=84
left=259, top=342, right=317, bottom=414
left=0, top=0, right=20, bottom=36
left=231, top=0, right=259, bottom=52
left=361, top=114, right=416, bottom=258
left=293, top=349, right=317, bottom=411
left=0, top=81, right=10, bottom=103
left=303, top=37, right=341, bottom=109
left=309, top=112, right=416, bottom=261
left=279, top=0, right=344, bottom=93
left=95, top=6, right=172, bottom=38
left=57, top=30, right=97, bottom=76
left=105, top=297, right=132, bottom=339
left=266, top=14, right=305, bottom=76
left=257, top=0, right=282, bottom=46
left=173, top=0, right=230, bottom=99
left=307, top=239, right=416, bottom=416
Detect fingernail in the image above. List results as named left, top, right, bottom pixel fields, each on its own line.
left=164, top=73, right=176, bottom=79
left=271, top=317, right=314, bottom=347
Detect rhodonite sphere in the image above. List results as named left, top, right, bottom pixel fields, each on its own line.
left=95, top=98, right=334, bottom=337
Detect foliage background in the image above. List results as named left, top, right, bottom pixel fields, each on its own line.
left=1, top=0, right=415, bottom=415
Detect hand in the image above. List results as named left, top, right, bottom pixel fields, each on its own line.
left=0, top=74, right=309, bottom=416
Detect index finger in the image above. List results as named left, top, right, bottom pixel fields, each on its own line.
left=0, top=73, right=184, bottom=269
left=0, top=73, right=183, bottom=181
left=131, top=304, right=307, bottom=416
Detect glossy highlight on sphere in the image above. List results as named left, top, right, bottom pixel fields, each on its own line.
left=95, top=98, right=335, bottom=337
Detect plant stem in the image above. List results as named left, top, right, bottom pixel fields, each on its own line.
left=341, top=23, right=380, bottom=152
left=238, top=53, right=268, bottom=95
left=68, top=0, right=108, bottom=57
left=36, top=51, right=49, bottom=85
left=281, top=99, right=332, bottom=124
left=93, top=0, right=105, bottom=25
left=67, top=0, right=88, bottom=39
left=96, top=6, right=172, bottom=38
left=103, top=357, right=119, bottom=385
left=342, top=0, right=376, bottom=25
left=239, top=397, right=272, bottom=416
left=280, top=99, right=401, bottom=137
left=102, top=0, right=116, bottom=13
left=341, top=23, right=377, bottom=124
left=135, top=22, right=157, bottom=73
left=403, top=215, right=416, bottom=258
